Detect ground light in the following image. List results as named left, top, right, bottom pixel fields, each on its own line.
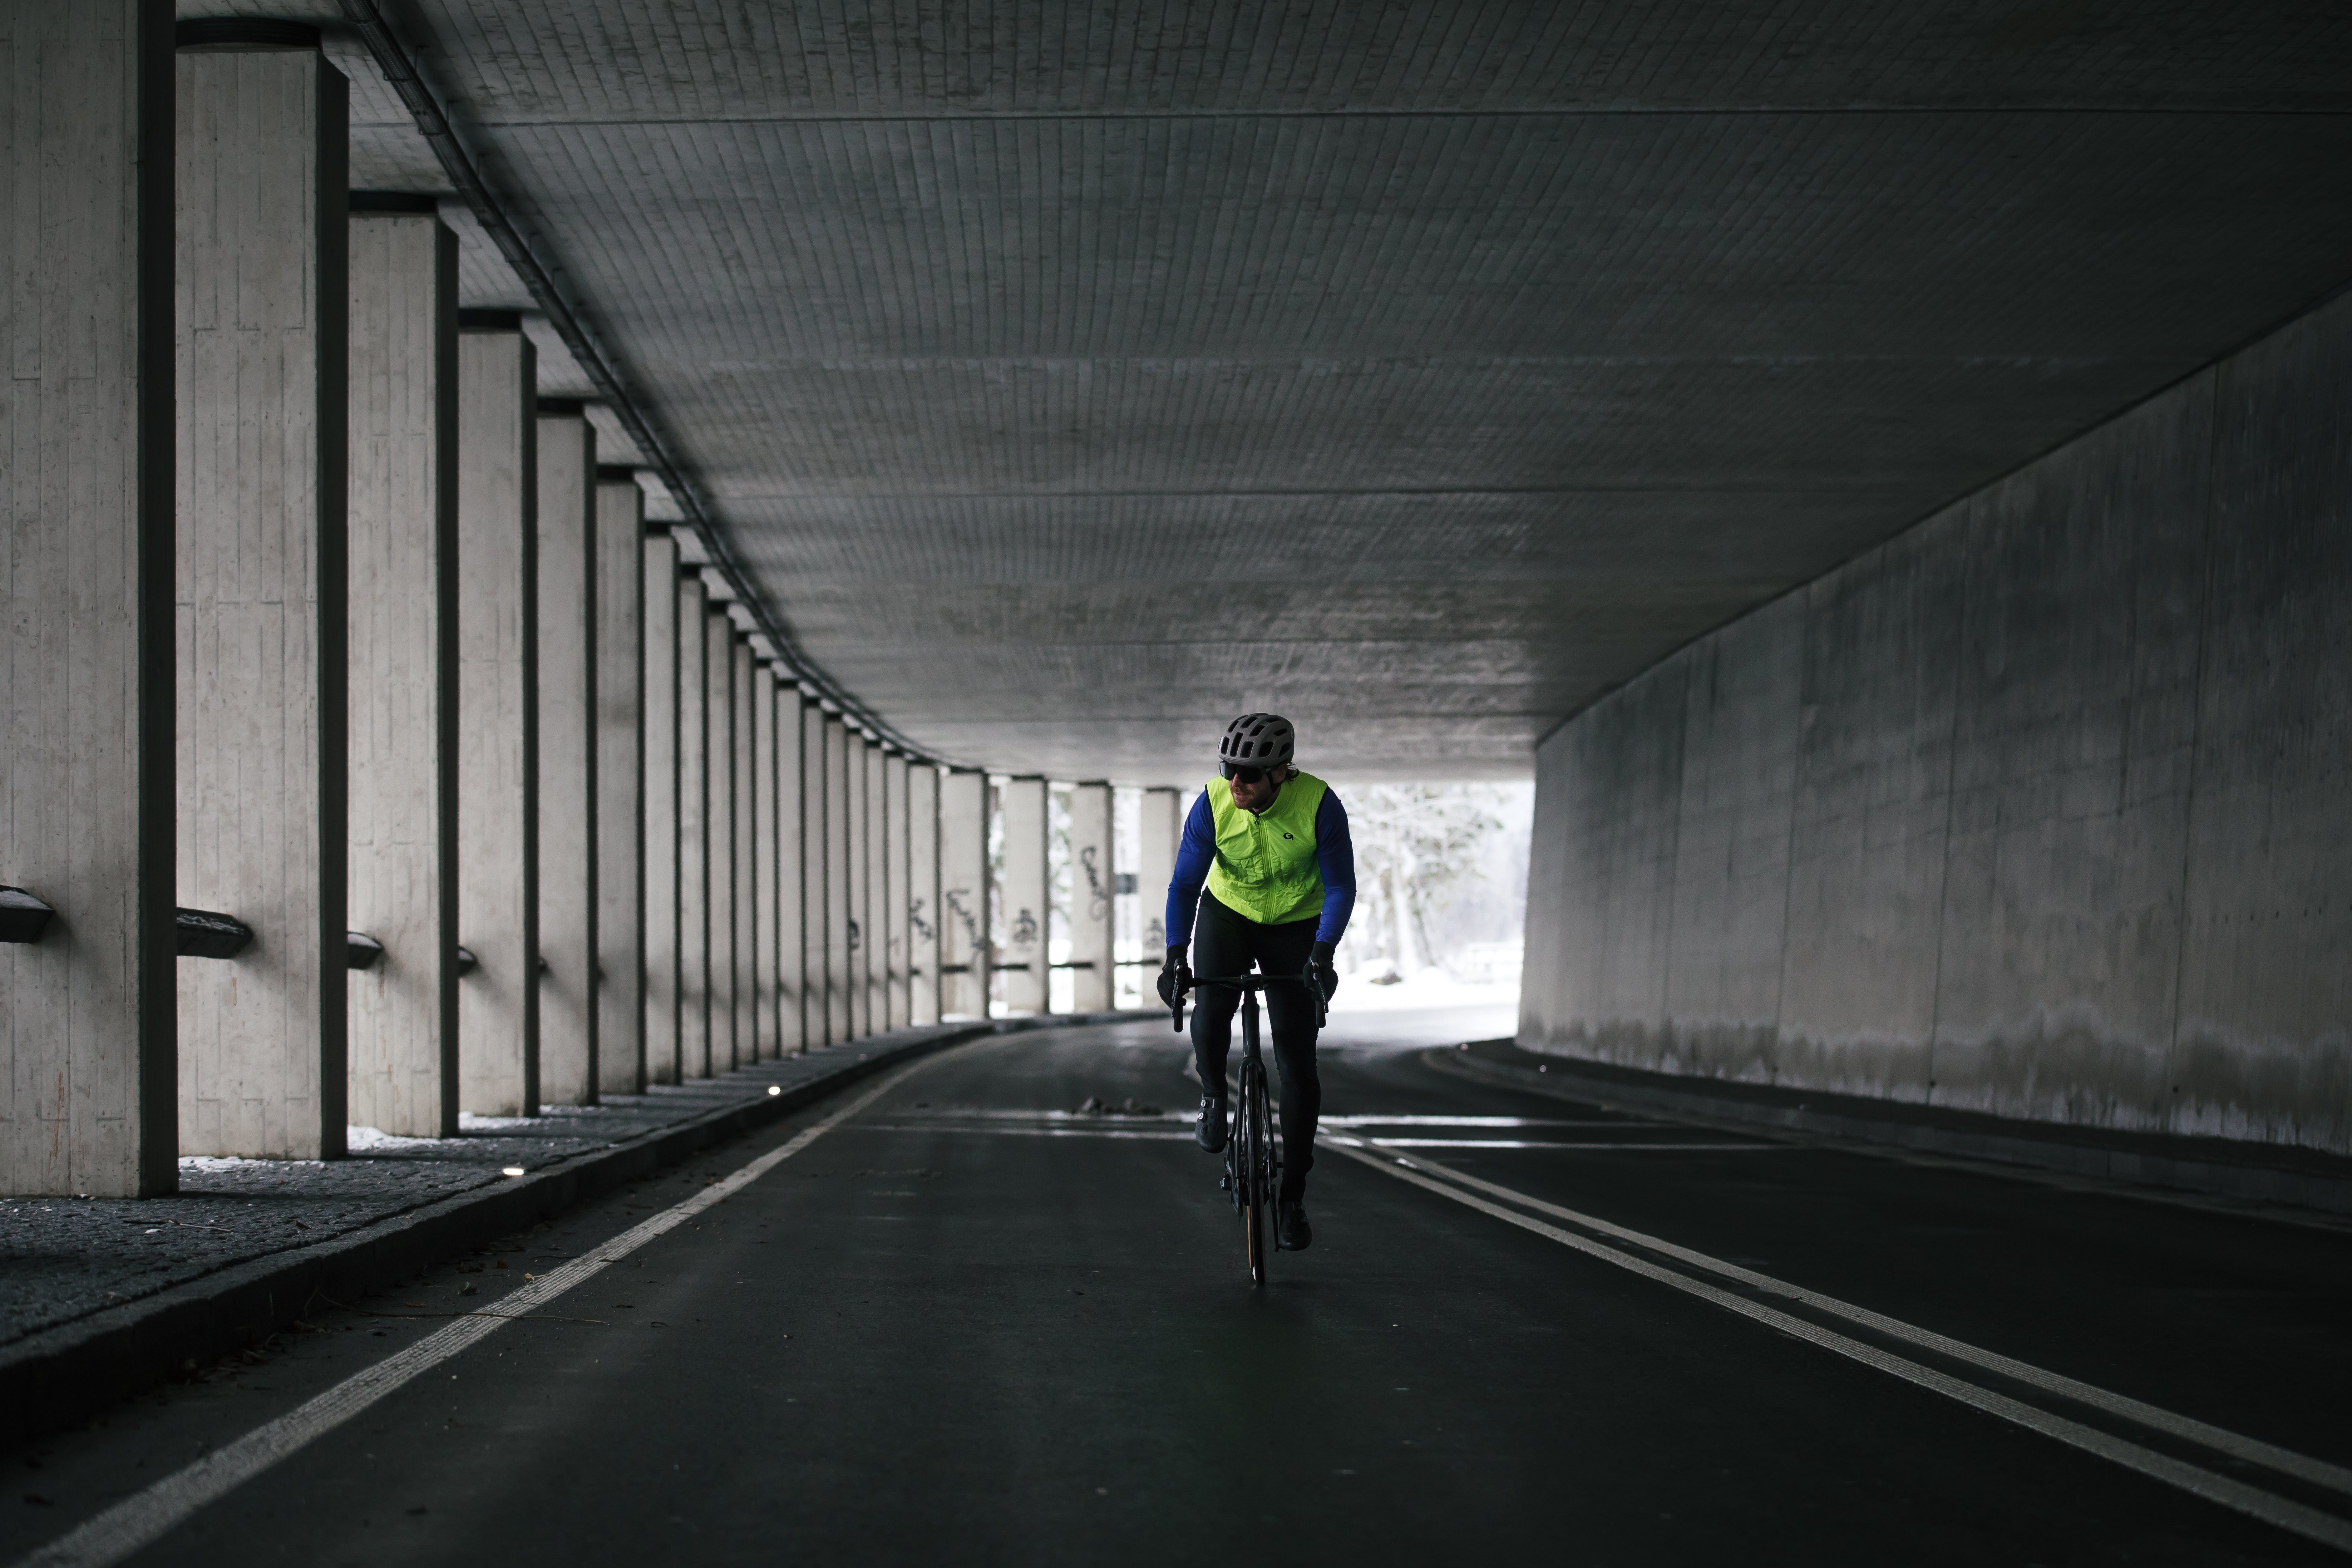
left=501, top=1166, right=525, bottom=1177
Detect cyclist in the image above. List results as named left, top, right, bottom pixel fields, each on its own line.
left=1156, top=714, right=1355, bottom=1252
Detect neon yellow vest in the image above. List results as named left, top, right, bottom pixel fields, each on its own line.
left=1204, top=770, right=1328, bottom=926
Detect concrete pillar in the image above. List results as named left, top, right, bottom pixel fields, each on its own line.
left=884, top=752, right=911, bottom=1030
left=773, top=690, right=807, bottom=1052
left=908, top=766, right=941, bottom=1026
left=1067, top=781, right=1114, bottom=1012
left=1, top=0, right=178, bottom=1197
left=998, top=777, right=1049, bottom=1015
left=938, top=770, right=990, bottom=1020
left=454, top=316, right=536, bottom=1116
left=1139, top=787, right=1182, bottom=955
left=863, top=740, right=889, bottom=1031
left=345, top=194, right=456, bottom=1138
left=534, top=401, right=596, bottom=1105
left=824, top=716, right=850, bottom=1044
left=801, top=701, right=830, bottom=1047
left=751, top=664, right=778, bottom=1059
left=844, top=735, right=869, bottom=1038
left=675, top=573, right=708, bottom=1077
left=703, top=610, right=736, bottom=1070
left=640, top=531, right=680, bottom=1084
left=174, top=33, right=349, bottom=1158
left=594, top=469, right=644, bottom=1095
left=731, top=637, right=758, bottom=1060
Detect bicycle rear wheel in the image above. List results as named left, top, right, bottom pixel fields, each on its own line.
left=1239, top=1060, right=1269, bottom=1286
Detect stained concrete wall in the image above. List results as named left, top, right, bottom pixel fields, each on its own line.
left=1523, top=286, right=2352, bottom=1155
left=884, top=753, right=911, bottom=1030
left=1066, top=783, right=1114, bottom=1012
left=907, top=764, right=939, bottom=1026
left=1138, top=788, right=1180, bottom=953
left=844, top=735, right=869, bottom=1037
left=998, top=777, right=1048, bottom=1015
left=938, top=770, right=990, bottom=1020
left=174, top=44, right=347, bottom=1159
left=1, top=0, right=178, bottom=1197
left=345, top=206, right=457, bottom=1139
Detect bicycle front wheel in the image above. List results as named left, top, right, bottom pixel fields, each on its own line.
left=1239, top=1060, right=1269, bottom=1286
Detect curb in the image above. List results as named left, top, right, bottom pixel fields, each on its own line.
left=2, top=1011, right=1139, bottom=1444
left=1423, top=1047, right=2352, bottom=1220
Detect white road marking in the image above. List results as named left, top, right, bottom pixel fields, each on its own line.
left=1335, top=1134, right=2352, bottom=1500
left=1364, top=1139, right=1783, bottom=1151
left=13, top=1046, right=974, bottom=1568
left=1323, top=1115, right=1680, bottom=1129
left=1323, top=1133, right=2352, bottom=1552
left=849, top=1122, right=1192, bottom=1140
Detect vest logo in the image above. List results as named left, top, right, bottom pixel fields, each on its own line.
left=1282, top=832, right=1294, bottom=839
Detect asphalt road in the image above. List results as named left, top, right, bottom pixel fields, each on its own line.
left=8, top=1013, right=2351, bottom=1566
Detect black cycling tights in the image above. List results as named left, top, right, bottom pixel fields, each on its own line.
left=1190, top=892, right=1321, bottom=1201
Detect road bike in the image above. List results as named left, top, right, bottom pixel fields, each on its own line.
left=1172, top=962, right=1327, bottom=1287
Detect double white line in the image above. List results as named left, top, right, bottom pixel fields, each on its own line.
left=1323, top=1131, right=2352, bottom=1553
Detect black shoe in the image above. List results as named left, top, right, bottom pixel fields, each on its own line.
left=1195, top=1094, right=1228, bottom=1152
left=1276, top=1200, right=1312, bottom=1251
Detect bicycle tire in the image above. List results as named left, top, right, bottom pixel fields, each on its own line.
left=1241, top=1060, right=1268, bottom=1286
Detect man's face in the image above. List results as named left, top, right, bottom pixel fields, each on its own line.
left=1226, top=768, right=1280, bottom=812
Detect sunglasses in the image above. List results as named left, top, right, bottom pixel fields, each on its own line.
left=1221, top=764, right=1271, bottom=784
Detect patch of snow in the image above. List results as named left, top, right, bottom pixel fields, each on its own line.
left=457, top=1111, right=545, bottom=1131
left=346, top=1125, right=453, bottom=1151
left=179, top=1155, right=326, bottom=1171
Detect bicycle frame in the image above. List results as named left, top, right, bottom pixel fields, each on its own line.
left=1172, top=963, right=1325, bottom=1286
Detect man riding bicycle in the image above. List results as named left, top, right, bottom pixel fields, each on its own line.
left=1156, top=714, right=1355, bottom=1253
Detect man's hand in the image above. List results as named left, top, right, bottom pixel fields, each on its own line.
left=1156, top=944, right=1192, bottom=1009
left=1310, top=940, right=1338, bottom=1002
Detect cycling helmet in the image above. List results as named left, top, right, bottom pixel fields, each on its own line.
left=1218, top=713, right=1296, bottom=772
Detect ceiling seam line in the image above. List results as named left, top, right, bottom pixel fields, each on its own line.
left=333, top=0, right=952, bottom=766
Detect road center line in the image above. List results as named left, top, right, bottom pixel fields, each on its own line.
left=14, top=1046, right=974, bottom=1568
left=1322, top=1134, right=2352, bottom=1553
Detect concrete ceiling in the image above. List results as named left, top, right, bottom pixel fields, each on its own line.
left=222, top=1, right=2352, bottom=782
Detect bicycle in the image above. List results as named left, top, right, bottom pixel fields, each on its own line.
left=1171, top=961, right=1328, bottom=1287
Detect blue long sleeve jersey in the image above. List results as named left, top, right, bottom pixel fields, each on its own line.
left=1165, top=786, right=1356, bottom=948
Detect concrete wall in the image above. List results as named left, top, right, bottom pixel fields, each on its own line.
left=1066, top=783, right=1113, bottom=1011
left=1523, top=287, right=2352, bottom=1155
left=937, top=770, right=989, bottom=1019
left=1, top=0, right=178, bottom=1197
left=998, top=777, right=1047, bottom=1015
left=907, top=764, right=939, bottom=1026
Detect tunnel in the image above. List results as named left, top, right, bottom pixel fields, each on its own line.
left=5, top=2, right=2352, bottom=1562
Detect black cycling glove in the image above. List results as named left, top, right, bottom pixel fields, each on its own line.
left=1155, top=944, right=1191, bottom=1009
left=1310, top=940, right=1338, bottom=1002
